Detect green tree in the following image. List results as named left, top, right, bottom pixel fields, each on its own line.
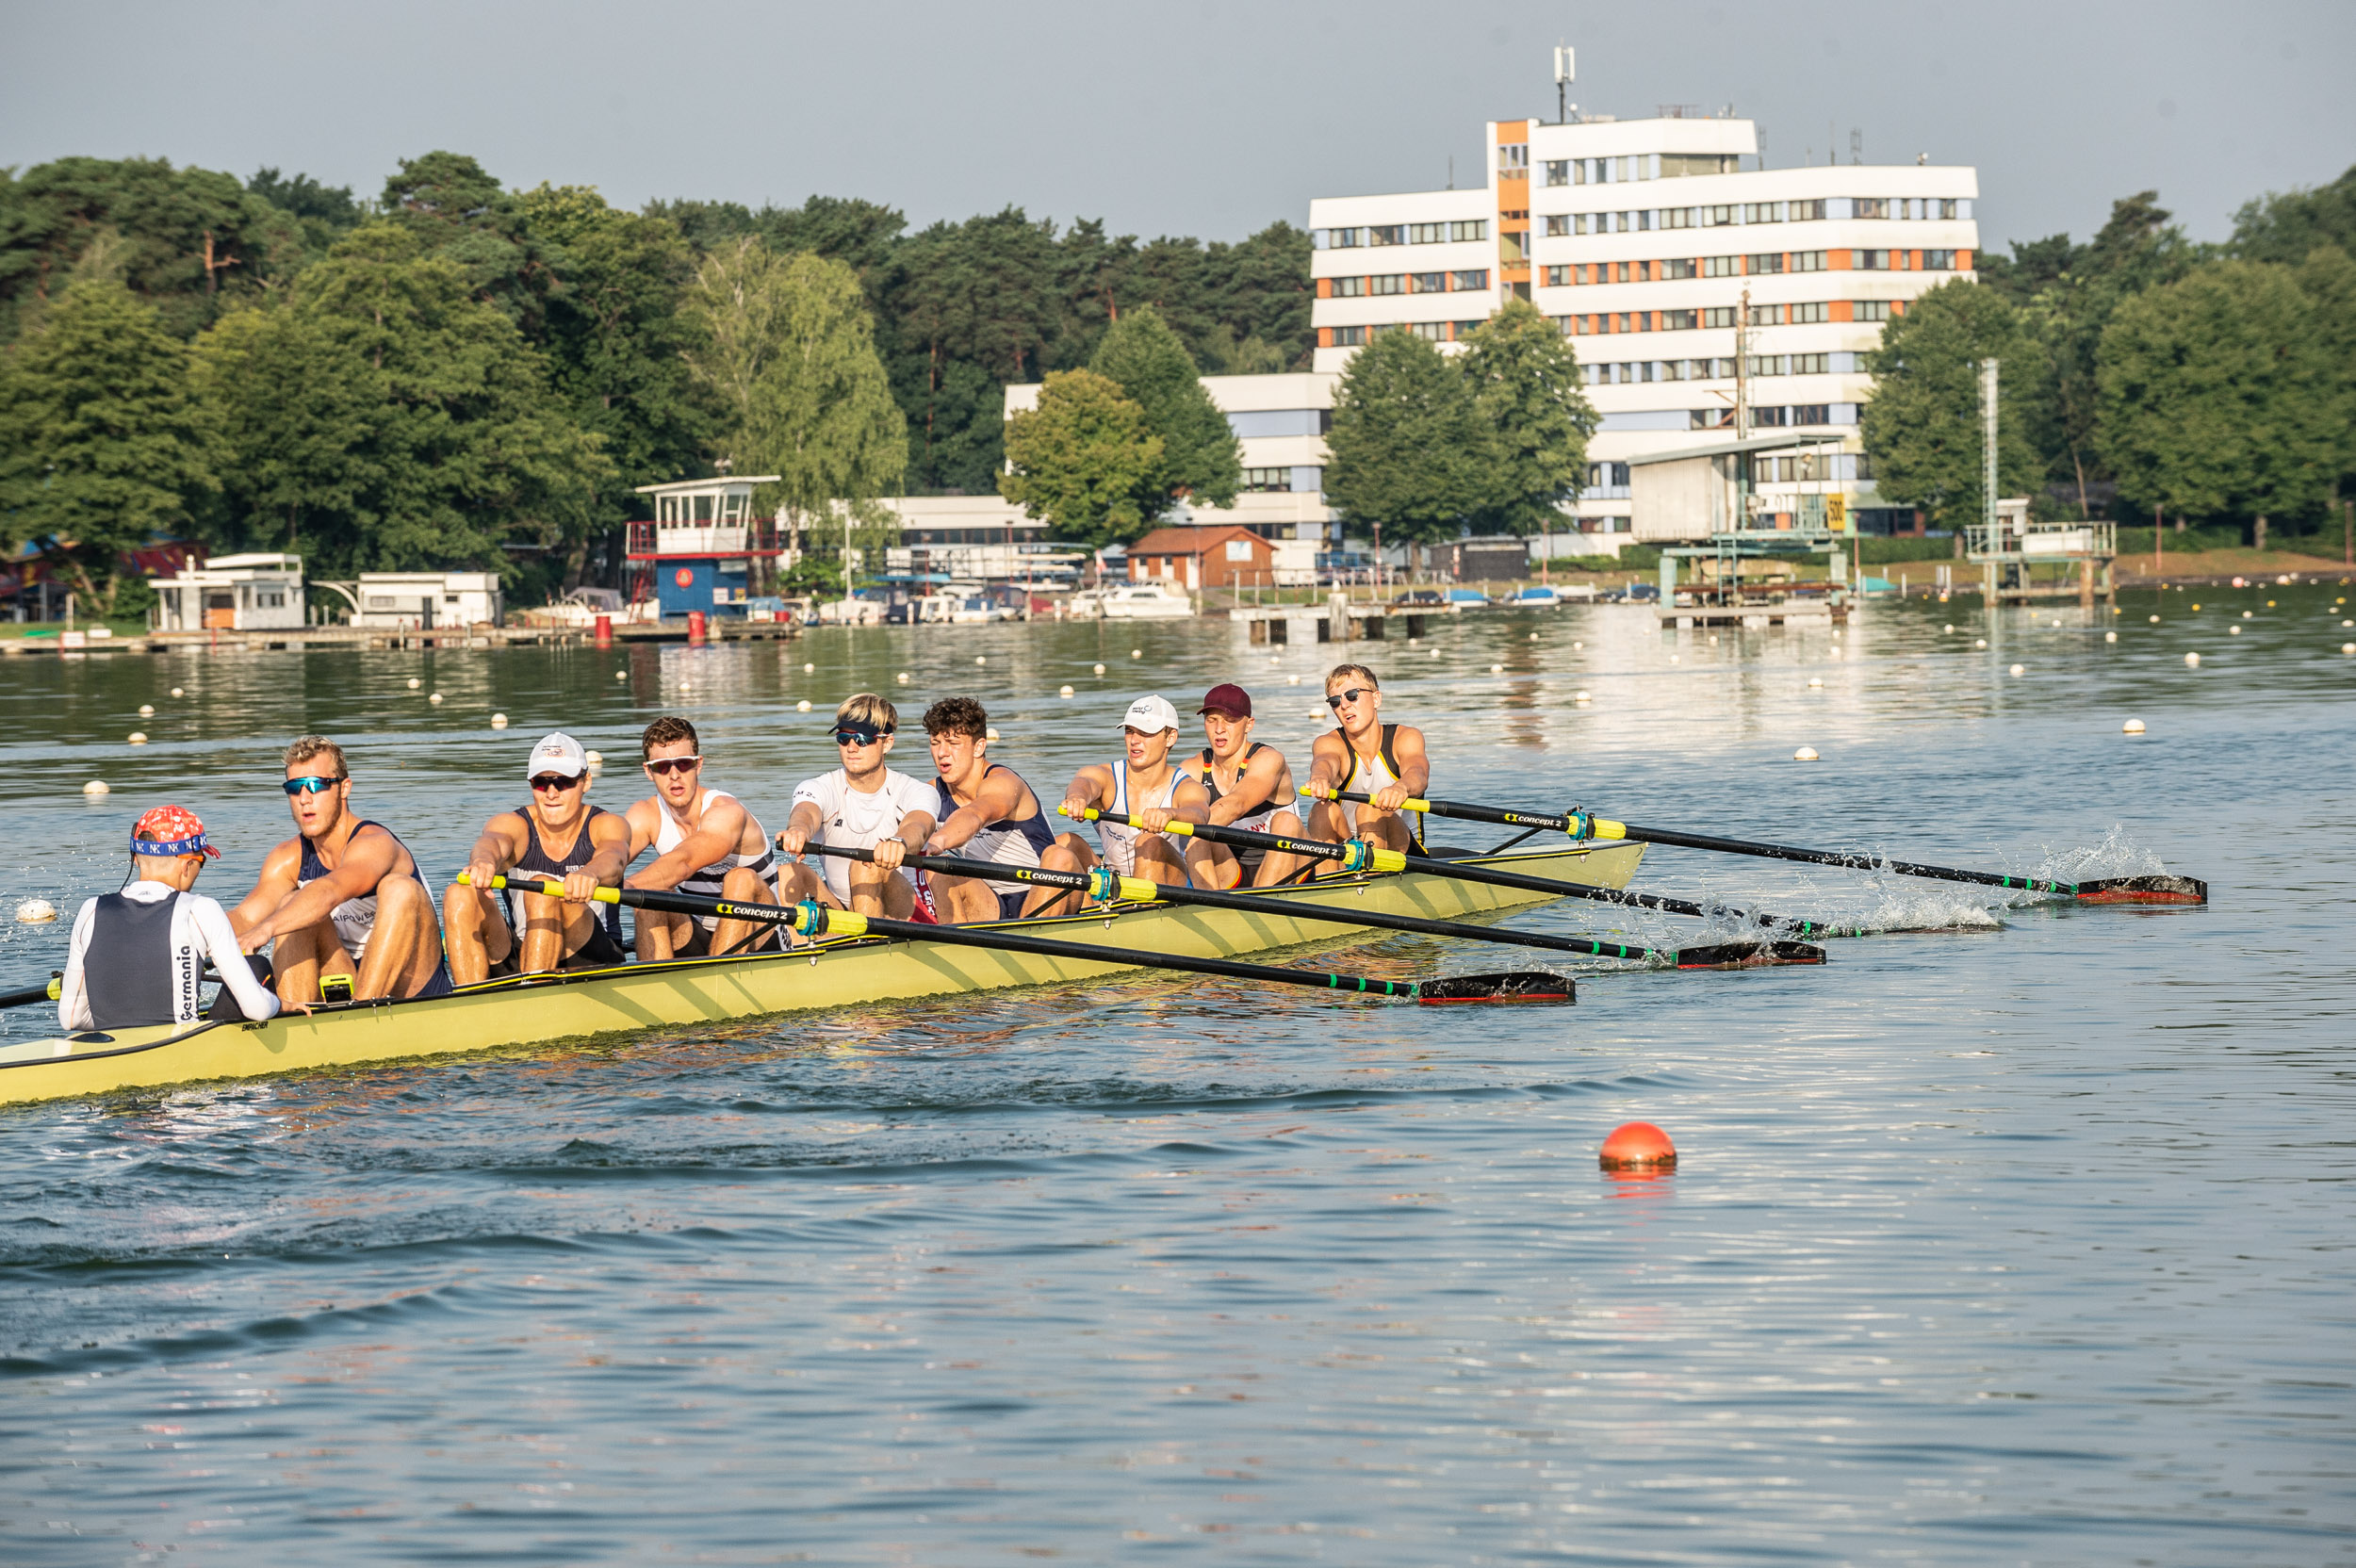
left=189, top=304, right=372, bottom=554
left=1088, top=303, right=1239, bottom=516
left=0, top=278, right=218, bottom=611
left=2231, top=164, right=2356, bottom=265
left=2096, top=259, right=2336, bottom=535
left=681, top=242, right=907, bottom=576
left=378, top=152, right=561, bottom=337
left=1457, top=298, right=1596, bottom=534
left=1859, top=280, right=2041, bottom=531
left=247, top=167, right=368, bottom=261
left=998, top=368, right=1164, bottom=547
left=1324, top=328, right=1490, bottom=572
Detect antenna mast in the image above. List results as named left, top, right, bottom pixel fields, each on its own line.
left=1553, top=42, right=1576, bottom=123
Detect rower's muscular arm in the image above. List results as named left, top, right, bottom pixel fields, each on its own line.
left=869, top=810, right=935, bottom=873
left=242, top=825, right=405, bottom=951
left=1207, top=750, right=1287, bottom=826
left=628, top=796, right=750, bottom=890
left=464, top=816, right=528, bottom=900
left=1304, top=732, right=1350, bottom=796
left=1058, top=764, right=1113, bottom=821
left=1168, top=776, right=1210, bottom=827
left=774, top=799, right=826, bottom=858
left=1373, top=726, right=1431, bottom=810
left=926, top=770, right=1024, bottom=855
left=227, top=841, right=303, bottom=939
left=563, top=812, right=635, bottom=905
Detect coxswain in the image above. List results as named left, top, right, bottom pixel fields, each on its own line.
left=916, top=696, right=1064, bottom=923
left=229, top=736, right=453, bottom=1004
left=1182, top=682, right=1311, bottom=889
left=775, top=694, right=937, bottom=918
left=1301, top=662, right=1430, bottom=856
left=442, top=733, right=632, bottom=984
left=1044, top=694, right=1209, bottom=913
left=621, top=715, right=781, bottom=959
left=58, top=806, right=285, bottom=1031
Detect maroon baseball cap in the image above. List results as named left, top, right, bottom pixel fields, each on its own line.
left=1197, top=682, right=1252, bottom=718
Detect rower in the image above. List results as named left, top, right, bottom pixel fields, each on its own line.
left=775, top=694, right=937, bottom=918
left=621, top=715, right=781, bottom=959
left=1183, top=682, right=1311, bottom=890
left=230, top=736, right=454, bottom=1004
left=442, top=733, right=633, bottom=984
left=1048, top=694, right=1209, bottom=912
left=917, top=696, right=1066, bottom=923
left=1302, top=663, right=1430, bottom=856
left=58, top=806, right=286, bottom=1032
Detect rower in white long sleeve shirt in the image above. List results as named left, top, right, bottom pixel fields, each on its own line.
left=58, top=805, right=285, bottom=1031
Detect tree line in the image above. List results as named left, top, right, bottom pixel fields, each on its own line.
left=1862, top=169, right=2356, bottom=548
left=0, top=153, right=1314, bottom=611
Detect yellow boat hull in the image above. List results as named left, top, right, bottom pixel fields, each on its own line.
left=0, top=842, right=1644, bottom=1107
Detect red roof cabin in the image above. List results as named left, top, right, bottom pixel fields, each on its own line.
left=1126, top=525, right=1276, bottom=593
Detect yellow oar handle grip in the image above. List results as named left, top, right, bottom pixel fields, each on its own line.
left=1585, top=817, right=1628, bottom=841
left=461, top=873, right=620, bottom=903
left=1367, top=847, right=1407, bottom=873
left=1297, top=784, right=1432, bottom=813
left=1115, top=874, right=1162, bottom=903
left=1056, top=803, right=1194, bottom=838
left=826, top=908, right=870, bottom=938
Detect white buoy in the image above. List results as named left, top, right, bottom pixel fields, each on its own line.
left=138, top=704, right=155, bottom=717
left=1093, top=662, right=1106, bottom=675
left=974, top=656, right=986, bottom=665
left=1573, top=689, right=1592, bottom=704
left=1831, top=629, right=1841, bottom=640
left=584, top=751, right=604, bottom=767
left=2104, top=630, right=2118, bottom=643
left=614, top=668, right=628, bottom=680
left=1942, top=624, right=1955, bottom=633
left=83, top=780, right=109, bottom=796
left=1270, top=655, right=1282, bottom=665
left=2122, top=719, right=2146, bottom=735
left=2343, top=643, right=2355, bottom=656
left=1130, top=648, right=1142, bottom=659
left=15, top=898, right=57, bottom=924
left=2149, top=614, right=2160, bottom=623
left=2009, top=663, right=2024, bottom=677
left=1286, top=674, right=1301, bottom=684
left=2230, top=625, right=2241, bottom=635
left=169, top=687, right=183, bottom=698
left=2184, top=652, right=2201, bottom=667
left=1708, top=634, right=1719, bottom=645
left=895, top=672, right=909, bottom=684
left=2342, top=620, right=2353, bottom=629
left=490, top=712, right=508, bottom=728
left=1572, top=641, right=1584, bottom=650
left=1058, top=685, right=1074, bottom=698
left=986, top=727, right=1001, bottom=742
left=1974, top=639, right=1988, bottom=648
left=1808, top=677, right=1824, bottom=688
left=796, top=699, right=812, bottom=711
left=127, top=731, right=147, bottom=744
left=1792, top=746, right=1820, bottom=761
left=407, top=677, right=421, bottom=690
left=804, top=662, right=815, bottom=673
left=428, top=692, right=443, bottom=705
left=1491, top=662, right=1505, bottom=674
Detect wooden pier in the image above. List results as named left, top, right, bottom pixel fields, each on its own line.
left=0, top=621, right=797, bottom=659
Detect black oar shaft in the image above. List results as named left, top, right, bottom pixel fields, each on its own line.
left=1, top=979, right=59, bottom=1010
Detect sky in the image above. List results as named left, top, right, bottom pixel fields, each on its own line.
left=4, top=0, right=2350, bottom=253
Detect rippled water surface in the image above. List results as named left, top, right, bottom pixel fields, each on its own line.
left=3, top=589, right=2351, bottom=1565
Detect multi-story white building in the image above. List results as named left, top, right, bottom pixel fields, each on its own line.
left=1310, top=106, right=1979, bottom=544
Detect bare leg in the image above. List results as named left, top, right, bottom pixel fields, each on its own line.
left=924, top=871, right=1001, bottom=924
left=1186, top=839, right=1241, bottom=889
left=1252, top=810, right=1311, bottom=887
left=1304, top=799, right=1351, bottom=844
left=1023, top=836, right=1097, bottom=917
left=516, top=890, right=602, bottom=973
left=1353, top=809, right=1415, bottom=856
left=442, top=877, right=514, bottom=986
left=708, top=865, right=778, bottom=953
left=1132, top=835, right=1191, bottom=888
left=636, top=907, right=691, bottom=962
left=847, top=862, right=918, bottom=919
left=271, top=920, right=348, bottom=1006
left=356, top=874, right=440, bottom=997
left=775, top=861, right=840, bottom=946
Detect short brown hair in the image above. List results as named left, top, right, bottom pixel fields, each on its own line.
left=836, top=693, right=897, bottom=732
left=284, top=735, right=348, bottom=777
left=922, top=695, right=989, bottom=740
left=641, top=715, right=699, bottom=759
left=1325, top=662, right=1380, bottom=692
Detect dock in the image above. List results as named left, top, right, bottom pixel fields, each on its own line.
left=1656, top=600, right=1846, bottom=629
left=0, top=621, right=797, bottom=658
left=1229, top=593, right=1447, bottom=644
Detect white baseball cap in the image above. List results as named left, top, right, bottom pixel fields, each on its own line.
left=1119, top=694, right=1180, bottom=734
left=526, top=731, right=590, bottom=778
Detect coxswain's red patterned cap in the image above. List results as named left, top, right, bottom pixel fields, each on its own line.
left=131, top=804, right=221, bottom=859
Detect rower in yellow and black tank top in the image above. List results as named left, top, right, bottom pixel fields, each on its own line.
left=1302, top=662, right=1430, bottom=856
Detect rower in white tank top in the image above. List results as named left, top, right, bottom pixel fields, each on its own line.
left=1097, top=757, right=1181, bottom=876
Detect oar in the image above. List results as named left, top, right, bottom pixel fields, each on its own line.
left=1302, top=788, right=2209, bottom=906
left=0, top=974, right=61, bottom=1010
left=462, top=874, right=1573, bottom=1004
left=799, top=843, right=1824, bottom=970
left=1062, top=807, right=1867, bottom=939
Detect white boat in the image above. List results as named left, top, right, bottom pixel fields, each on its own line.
left=517, top=587, right=660, bottom=629
left=1088, top=582, right=1195, bottom=620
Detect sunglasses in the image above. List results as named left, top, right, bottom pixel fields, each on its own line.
left=1325, top=687, right=1374, bottom=710
left=644, top=756, right=701, bottom=776
left=833, top=727, right=892, bottom=747
left=530, top=774, right=584, bottom=792
left=282, top=775, right=345, bottom=795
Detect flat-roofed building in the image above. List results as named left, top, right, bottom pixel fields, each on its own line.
left=147, top=552, right=305, bottom=632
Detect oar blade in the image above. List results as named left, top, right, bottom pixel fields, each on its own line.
left=2073, top=874, right=2208, bottom=906
left=1414, top=971, right=1576, bottom=1004
left=1672, top=940, right=1829, bottom=970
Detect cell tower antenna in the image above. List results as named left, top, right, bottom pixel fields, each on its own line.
left=1553, top=41, right=1576, bottom=123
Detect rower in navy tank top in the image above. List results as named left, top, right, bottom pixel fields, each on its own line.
left=442, top=733, right=634, bottom=984
left=916, top=696, right=1061, bottom=923
left=1184, top=682, right=1316, bottom=890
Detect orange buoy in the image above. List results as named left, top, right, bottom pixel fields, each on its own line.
left=1599, top=1121, right=1677, bottom=1170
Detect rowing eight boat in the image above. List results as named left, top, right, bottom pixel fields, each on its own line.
left=0, top=840, right=1645, bottom=1107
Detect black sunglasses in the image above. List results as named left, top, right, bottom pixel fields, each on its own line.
left=530, top=774, right=584, bottom=792
left=833, top=727, right=892, bottom=746
left=1325, top=687, right=1374, bottom=710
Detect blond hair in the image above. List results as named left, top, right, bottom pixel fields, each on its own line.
left=283, top=735, right=349, bottom=777
left=1325, top=662, right=1380, bottom=692
left=835, top=693, right=898, bottom=732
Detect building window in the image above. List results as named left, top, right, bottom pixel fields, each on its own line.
left=1330, top=324, right=1367, bottom=346
left=1543, top=214, right=1571, bottom=237
left=1853, top=302, right=1891, bottom=321
left=1854, top=198, right=1889, bottom=220
left=1792, top=301, right=1829, bottom=324
left=1749, top=303, right=1786, bottom=326
left=1855, top=250, right=1890, bottom=270
left=1407, top=222, right=1448, bottom=244
left=1661, top=308, right=1698, bottom=331
left=1543, top=264, right=1573, bottom=287
left=1240, top=467, right=1293, bottom=493
left=1792, top=404, right=1831, bottom=425
left=1790, top=199, right=1827, bottom=222
left=1742, top=202, right=1785, bottom=224
left=1703, top=255, right=1739, bottom=277
left=1403, top=321, right=1445, bottom=340
left=1922, top=249, right=1956, bottom=270
left=1450, top=269, right=1490, bottom=290
left=1544, top=159, right=1570, bottom=187
left=1792, top=250, right=1828, bottom=272
left=1790, top=352, right=1829, bottom=374
left=1453, top=319, right=1485, bottom=338
left=1702, top=306, right=1736, bottom=329
left=1369, top=273, right=1406, bottom=296
left=1410, top=270, right=1448, bottom=292
left=1660, top=257, right=1696, bottom=280
left=1662, top=206, right=1693, bottom=230
left=1753, top=405, right=1790, bottom=427
left=1369, top=224, right=1405, bottom=246
left=1449, top=220, right=1487, bottom=242
left=1748, top=253, right=1785, bottom=274
left=1748, top=354, right=1788, bottom=377
left=1703, top=204, right=1737, bottom=226
left=1320, top=227, right=1365, bottom=249
left=1498, top=142, right=1530, bottom=174
left=1331, top=275, right=1366, bottom=298
left=1660, top=153, right=1735, bottom=178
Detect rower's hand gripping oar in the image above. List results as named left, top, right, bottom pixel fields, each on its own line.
left=1301, top=788, right=2208, bottom=906
left=458, top=874, right=1572, bottom=1004
left=801, top=842, right=1824, bottom=970
left=1065, top=805, right=1859, bottom=939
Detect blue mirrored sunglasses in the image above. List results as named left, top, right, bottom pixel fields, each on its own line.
left=832, top=727, right=892, bottom=746
left=282, top=775, right=343, bottom=795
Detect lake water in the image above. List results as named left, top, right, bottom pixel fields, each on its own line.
left=2, top=585, right=2351, bottom=1565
